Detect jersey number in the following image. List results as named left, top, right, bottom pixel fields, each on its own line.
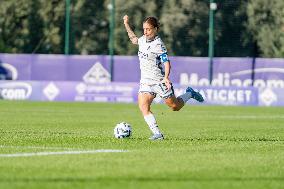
left=159, top=83, right=168, bottom=92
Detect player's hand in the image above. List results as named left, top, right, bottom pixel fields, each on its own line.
left=123, top=15, right=129, bottom=24
left=163, top=77, right=171, bottom=90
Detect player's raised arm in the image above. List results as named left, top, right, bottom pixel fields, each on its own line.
left=123, top=15, right=138, bottom=45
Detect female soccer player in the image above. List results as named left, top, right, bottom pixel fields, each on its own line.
left=123, top=15, right=204, bottom=140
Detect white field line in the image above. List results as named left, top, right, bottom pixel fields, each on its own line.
left=0, top=149, right=128, bottom=157
left=0, top=145, right=77, bottom=150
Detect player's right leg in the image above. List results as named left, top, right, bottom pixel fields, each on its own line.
left=138, top=84, right=164, bottom=140
left=138, top=93, right=164, bottom=140
left=138, top=92, right=155, bottom=116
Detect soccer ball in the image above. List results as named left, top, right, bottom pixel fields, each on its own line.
left=114, top=122, right=132, bottom=139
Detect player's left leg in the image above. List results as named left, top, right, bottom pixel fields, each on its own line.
left=164, top=88, right=204, bottom=111
left=155, top=82, right=204, bottom=111
left=182, top=87, right=204, bottom=103
left=164, top=95, right=185, bottom=111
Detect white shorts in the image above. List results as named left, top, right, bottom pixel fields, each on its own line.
left=139, top=82, right=175, bottom=99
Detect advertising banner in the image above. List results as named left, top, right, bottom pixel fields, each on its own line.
left=1, top=80, right=283, bottom=106
left=0, top=54, right=284, bottom=89
left=0, top=81, right=139, bottom=103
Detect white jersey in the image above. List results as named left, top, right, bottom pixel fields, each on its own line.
left=138, top=35, right=169, bottom=85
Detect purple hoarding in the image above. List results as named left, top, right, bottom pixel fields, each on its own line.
left=0, top=53, right=284, bottom=106
left=1, top=54, right=284, bottom=89
left=0, top=81, right=139, bottom=103
left=0, top=81, right=260, bottom=105
left=0, top=80, right=283, bottom=106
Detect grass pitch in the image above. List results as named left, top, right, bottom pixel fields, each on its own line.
left=0, top=101, right=283, bottom=189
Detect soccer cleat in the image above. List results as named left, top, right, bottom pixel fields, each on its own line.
left=186, top=87, right=204, bottom=102
left=149, top=133, right=164, bottom=140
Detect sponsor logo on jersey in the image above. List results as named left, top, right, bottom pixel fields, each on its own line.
left=138, top=51, right=148, bottom=60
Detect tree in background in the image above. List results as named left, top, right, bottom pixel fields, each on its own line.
left=247, top=0, right=284, bottom=57
left=214, top=0, right=255, bottom=57
left=160, top=0, right=208, bottom=56
left=38, top=0, right=65, bottom=54
left=0, top=0, right=33, bottom=53
left=25, top=0, right=44, bottom=53
left=73, top=0, right=109, bottom=55
left=0, top=0, right=283, bottom=57
left=0, top=0, right=65, bottom=54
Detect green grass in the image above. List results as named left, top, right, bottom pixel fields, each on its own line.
left=0, top=101, right=283, bottom=189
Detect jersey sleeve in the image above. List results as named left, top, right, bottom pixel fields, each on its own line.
left=155, top=42, right=169, bottom=63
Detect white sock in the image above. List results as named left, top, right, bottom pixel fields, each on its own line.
left=144, top=113, right=161, bottom=135
left=178, top=92, right=192, bottom=103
